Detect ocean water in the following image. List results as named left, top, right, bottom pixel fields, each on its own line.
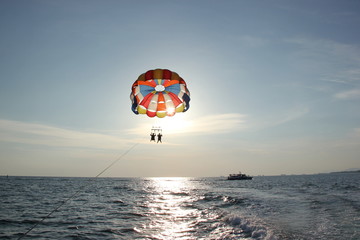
left=0, top=173, right=359, bottom=239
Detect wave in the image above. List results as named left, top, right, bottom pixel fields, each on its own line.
left=199, top=193, right=225, bottom=202
left=222, top=214, right=274, bottom=240
left=112, top=185, right=134, bottom=191
left=0, top=218, right=39, bottom=225
left=111, top=199, right=125, bottom=204
left=220, top=196, right=247, bottom=207
left=169, top=191, right=190, bottom=196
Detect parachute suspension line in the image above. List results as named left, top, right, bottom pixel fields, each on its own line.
left=151, top=125, right=162, bottom=134
left=152, top=118, right=163, bottom=133
left=18, top=142, right=139, bottom=240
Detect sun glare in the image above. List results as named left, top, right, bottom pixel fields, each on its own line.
left=153, top=114, right=192, bottom=135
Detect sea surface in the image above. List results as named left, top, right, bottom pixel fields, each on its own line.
left=0, top=173, right=359, bottom=239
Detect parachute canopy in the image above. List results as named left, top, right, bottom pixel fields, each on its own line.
left=130, top=69, right=190, bottom=118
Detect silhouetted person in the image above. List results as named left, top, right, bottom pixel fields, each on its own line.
left=157, top=133, right=163, bottom=143
left=150, top=133, right=156, bottom=142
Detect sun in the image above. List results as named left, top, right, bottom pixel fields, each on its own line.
left=153, top=114, right=192, bottom=135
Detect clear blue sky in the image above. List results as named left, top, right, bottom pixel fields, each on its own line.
left=1, top=0, right=360, bottom=177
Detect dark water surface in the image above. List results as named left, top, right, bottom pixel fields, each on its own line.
left=1, top=173, right=359, bottom=239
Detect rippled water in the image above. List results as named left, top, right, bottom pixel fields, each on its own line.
left=0, top=173, right=359, bottom=239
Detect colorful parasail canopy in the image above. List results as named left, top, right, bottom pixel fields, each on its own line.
left=130, top=69, right=190, bottom=118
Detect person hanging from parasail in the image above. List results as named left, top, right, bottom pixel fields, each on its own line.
left=157, top=132, right=163, bottom=143
left=150, top=132, right=156, bottom=142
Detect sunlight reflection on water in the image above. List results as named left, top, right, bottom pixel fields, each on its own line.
left=143, top=177, right=198, bottom=239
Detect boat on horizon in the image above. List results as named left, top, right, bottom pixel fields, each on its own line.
left=227, top=172, right=253, bottom=180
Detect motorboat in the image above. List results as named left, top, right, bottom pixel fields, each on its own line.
left=227, top=172, right=253, bottom=180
